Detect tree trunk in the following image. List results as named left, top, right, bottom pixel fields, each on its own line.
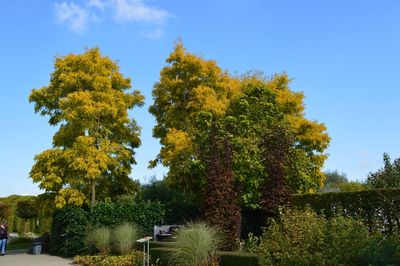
left=91, top=182, right=96, bottom=206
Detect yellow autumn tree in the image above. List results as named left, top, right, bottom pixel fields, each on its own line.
left=149, top=41, right=241, bottom=198
left=29, top=48, right=144, bottom=207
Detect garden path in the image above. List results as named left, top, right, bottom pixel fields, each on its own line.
left=0, top=250, right=72, bottom=266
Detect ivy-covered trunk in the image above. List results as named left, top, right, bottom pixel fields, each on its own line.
left=201, top=122, right=241, bottom=251
left=260, top=127, right=294, bottom=221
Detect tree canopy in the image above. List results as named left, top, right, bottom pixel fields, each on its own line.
left=150, top=42, right=330, bottom=206
left=149, top=41, right=241, bottom=198
left=366, top=153, right=400, bottom=188
left=29, top=48, right=144, bottom=207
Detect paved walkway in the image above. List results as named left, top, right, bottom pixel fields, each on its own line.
left=0, top=250, right=73, bottom=266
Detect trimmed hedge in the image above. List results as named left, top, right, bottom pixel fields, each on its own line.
left=50, top=201, right=165, bottom=257
left=218, top=251, right=260, bottom=266
left=90, top=201, right=165, bottom=235
left=50, top=206, right=88, bottom=257
left=150, top=246, right=260, bottom=266
left=149, top=241, right=177, bottom=249
left=293, top=188, right=400, bottom=233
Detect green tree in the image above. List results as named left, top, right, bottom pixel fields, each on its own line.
left=16, top=197, right=38, bottom=235
left=366, top=153, right=400, bottom=188
left=319, top=170, right=348, bottom=192
left=228, top=74, right=330, bottom=208
left=29, top=48, right=144, bottom=207
left=0, top=202, right=10, bottom=220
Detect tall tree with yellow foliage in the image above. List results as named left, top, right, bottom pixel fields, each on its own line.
left=29, top=48, right=144, bottom=207
left=149, top=41, right=241, bottom=199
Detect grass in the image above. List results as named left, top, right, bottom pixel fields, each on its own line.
left=88, top=226, right=111, bottom=255
left=169, top=222, right=222, bottom=266
left=112, top=222, right=140, bottom=255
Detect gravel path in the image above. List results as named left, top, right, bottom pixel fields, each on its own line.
left=0, top=250, right=73, bottom=266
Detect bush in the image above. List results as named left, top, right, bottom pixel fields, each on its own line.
left=88, top=226, right=111, bottom=255
left=256, top=209, right=371, bottom=265
left=169, top=222, right=222, bottom=266
left=112, top=222, right=140, bottom=255
left=357, top=235, right=400, bottom=265
left=74, top=251, right=144, bottom=266
left=293, top=188, right=400, bottom=233
left=90, top=201, right=165, bottom=235
left=50, top=206, right=88, bottom=257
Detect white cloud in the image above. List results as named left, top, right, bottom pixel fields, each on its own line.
left=140, top=28, right=163, bottom=39
left=54, top=0, right=172, bottom=36
left=55, top=2, right=89, bottom=34
left=86, top=0, right=108, bottom=10
left=113, top=0, right=171, bottom=24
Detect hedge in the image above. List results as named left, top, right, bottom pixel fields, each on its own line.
left=293, top=188, right=400, bottom=233
left=50, top=201, right=165, bottom=256
left=90, top=201, right=165, bottom=235
left=149, top=247, right=260, bottom=266
left=50, top=206, right=88, bottom=257
left=218, top=251, right=260, bottom=266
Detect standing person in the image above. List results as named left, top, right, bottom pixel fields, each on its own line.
left=0, top=220, right=8, bottom=256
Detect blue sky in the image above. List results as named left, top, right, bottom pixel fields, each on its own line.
left=1, top=0, right=399, bottom=196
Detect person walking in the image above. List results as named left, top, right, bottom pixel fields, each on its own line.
left=0, top=220, right=8, bottom=256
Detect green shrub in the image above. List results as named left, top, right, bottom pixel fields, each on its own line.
left=293, top=188, right=400, bottom=233
left=323, top=216, right=371, bottom=264
left=169, top=222, right=222, bottom=266
left=74, top=251, right=144, bottom=266
left=90, top=201, right=165, bottom=235
left=50, top=206, right=88, bottom=257
left=88, top=226, right=111, bottom=255
left=112, top=222, right=140, bottom=255
left=357, top=235, right=400, bottom=265
left=257, top=209, right=371, bottom=265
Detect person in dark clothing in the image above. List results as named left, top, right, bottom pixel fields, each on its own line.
left=0, top=220, right=8, bottom=255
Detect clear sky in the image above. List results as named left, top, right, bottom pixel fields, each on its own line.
left=1, top=0, right=399, bottom=196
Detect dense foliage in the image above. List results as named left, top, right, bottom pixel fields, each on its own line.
left=140, top=178, right=200, bottom=224
left=89, top=201, right=165, bottom=235
left=0, top=195, right=51, bottom=234
left=0, top=202, right=10, bottom=220
left=367, top=153, right=400, bottom=188
left=50, top=206, right=88, bottom=257
left=29, top=48, right=144, bottom=207
left=247, top=210, right=373, bottom=265
left=15, top=197, right=38, bottom=221
left=293, top=188, right=400, bottom=233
